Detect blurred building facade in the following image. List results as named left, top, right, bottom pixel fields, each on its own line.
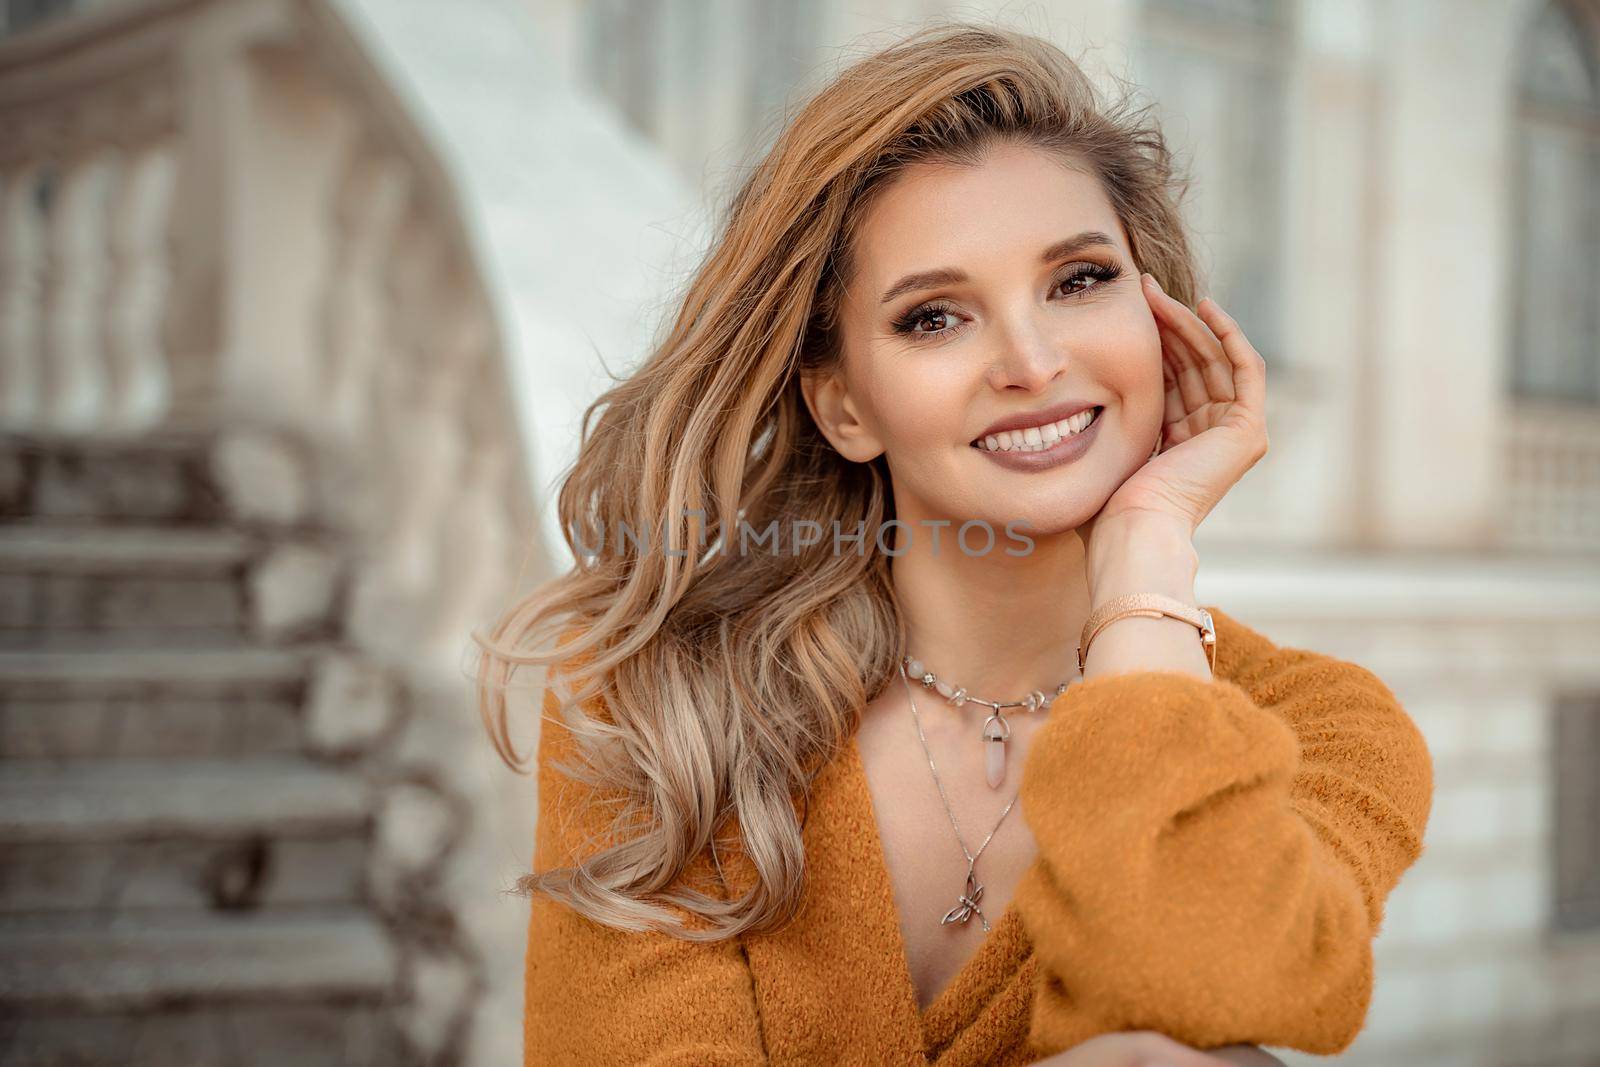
left=0, top=0, right=1596, bottom=1065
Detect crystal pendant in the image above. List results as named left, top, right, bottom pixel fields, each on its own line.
left=983, top=714, right=1009, bottom=789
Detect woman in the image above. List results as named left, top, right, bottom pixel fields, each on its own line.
left=476, top=21, right=1434, bottom=1067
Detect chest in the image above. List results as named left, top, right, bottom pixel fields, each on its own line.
left=852, top=707, right=1044, bottom=1014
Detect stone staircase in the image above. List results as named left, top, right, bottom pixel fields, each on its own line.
left=0, top=431, right=410, bottom=1065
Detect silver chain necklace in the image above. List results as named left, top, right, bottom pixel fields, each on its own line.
left=896, top=659, right=1075, bottom=932
left=902, top=655, right=1078, bottom=791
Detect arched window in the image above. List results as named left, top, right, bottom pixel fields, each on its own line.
left=1509, top=0, right=1600, bottom=404
left=1132, top=0, right=1295, bottom=368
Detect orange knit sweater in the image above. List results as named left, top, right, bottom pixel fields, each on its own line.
left=523, top=605, right=1434, bottom=1065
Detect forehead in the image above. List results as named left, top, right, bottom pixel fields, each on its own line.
left=852, top=144, right=1126, bottom=288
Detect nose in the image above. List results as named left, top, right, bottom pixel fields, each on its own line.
left=984, top=312, right=1067, bottom=393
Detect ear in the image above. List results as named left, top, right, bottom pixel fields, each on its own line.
left=800, top=368, right=885, bottom=463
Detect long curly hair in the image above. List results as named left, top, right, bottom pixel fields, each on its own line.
left=471, top=19, right=1200, bottom=941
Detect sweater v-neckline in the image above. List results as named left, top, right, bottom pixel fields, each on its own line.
left=843, top=730, right=1028, bottom=1048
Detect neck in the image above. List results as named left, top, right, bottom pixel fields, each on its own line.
left=886, top=519, right=1093, bottom=710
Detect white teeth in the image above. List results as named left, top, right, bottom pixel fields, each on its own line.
left=975, top=407, right=1099, bottom=452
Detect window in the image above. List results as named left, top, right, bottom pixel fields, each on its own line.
left=1508, top=0, right=1600, bottom=404
left=1132, top=0, right=1295, bottom=368
left=1554, top=691, right=1600, bottom=932
left=581, top=0, right=822, bottom=185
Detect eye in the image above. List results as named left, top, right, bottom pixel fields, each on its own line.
left=889, top=261, right=1126, bottom=343
left=1055, top=260, right=1124, bottom=298
left=891, top=301, right=963, bottom=340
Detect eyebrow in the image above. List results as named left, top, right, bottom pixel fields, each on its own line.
left=877, top=230, right=1122, bottom=305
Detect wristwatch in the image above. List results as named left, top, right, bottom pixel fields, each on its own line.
left=1078, top=593, right=1217, bottom=674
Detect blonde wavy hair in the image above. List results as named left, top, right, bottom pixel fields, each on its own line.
left=472, top=19, right=1201, bottom=942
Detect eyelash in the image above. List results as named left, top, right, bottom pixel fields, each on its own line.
left=890, top=262, right=1125, bottom=342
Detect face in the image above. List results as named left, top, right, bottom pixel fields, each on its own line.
left=804, top=141, right=1164, bottom=538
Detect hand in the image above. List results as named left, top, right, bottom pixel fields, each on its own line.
left=1027, top=1029, right=1271, bottom=1066
left=1203, top=1045, right=1288, bottom=1066
left=1079, top=274, right=1269, bottom=555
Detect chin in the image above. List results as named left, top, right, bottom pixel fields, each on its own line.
left=971, top=496, right=1101, bottom=543
left=1019, top=504, right=1102, bottom=539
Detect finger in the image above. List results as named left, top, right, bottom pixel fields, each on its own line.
left=1147, top=278, right=1237, bottom=403
left=1161, top=337, right=1187, bottom=428
left=1157, top=325, right=1231, bottom=450
left=1161, top=299, right=1238, bottom=403
left=1144, top=276, right=1211, bottom=413
left=1205, top=1045, right=1288, bottom=1067
left=1162, top=408, right=1207, bottom=449
left=1152, top=287, right=1222, bottom=422
left=1195, top=297, right=1265, bottom=417
left=1136, top=1031, right=1241, bottom=1067
left=1156, top=317, right=1214, bottom=415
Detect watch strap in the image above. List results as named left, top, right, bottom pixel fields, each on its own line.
left=1077, top=593, right=1217, bottom=674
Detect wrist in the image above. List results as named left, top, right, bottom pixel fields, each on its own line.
left=1087, top=514, right=1199, bottom=607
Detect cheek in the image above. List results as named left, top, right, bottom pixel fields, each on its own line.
left=861, top=361, right=970, bottom=451
left=1084, top=304, right=1163, bottom=399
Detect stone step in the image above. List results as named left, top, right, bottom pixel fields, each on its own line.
left=0, top=907, right=398, bottom=1013
left=0, top=644, right=312, bottom=694
left=0, top=758, right=371, bottom=843
left=0, top=522, right=258, bottom=572
left=0, top=646, right=313, bottom=760
left=1, top=581, right=248, bottom=642
left=0, top=833, right=370, bottom=914
left=2, top=1001, right=405, bottom=1067
left=0, top=693, right=304, bottom=761
left=0, top=522, right=260, bottom=639
left=0, top=629, right=270, bottom=652
left=1, top=430, right=227, bottom=524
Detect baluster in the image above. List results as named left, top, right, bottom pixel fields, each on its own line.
left=323, top=150, right=409, bottom=444
left=0, top=166, right=46, bottom=429
left=105, top=142, right=178, bottom=431
left=43, top=150, right=117, bottom=431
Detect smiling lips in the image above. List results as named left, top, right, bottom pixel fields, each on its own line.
left=973, top=406, right=1102, bottom=453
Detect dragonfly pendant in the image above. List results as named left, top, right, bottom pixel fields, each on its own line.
left=941, top=867, right=991, bottom=931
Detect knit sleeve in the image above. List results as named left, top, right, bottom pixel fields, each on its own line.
left=1013, top=605, right=1434, bottom=1058
left=524, top=685, right=767, bottom=1067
